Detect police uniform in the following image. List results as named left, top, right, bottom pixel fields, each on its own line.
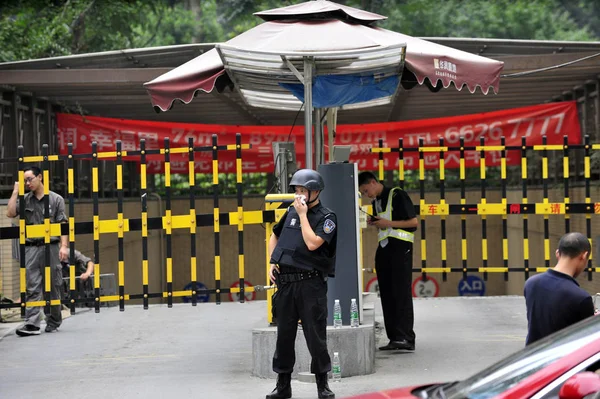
left=17, top=190, right=67, bottom=330
left=270, top=202, right=337, bottom=375
left=373, top=186, right=416, bottom=348
left=61, top=249, right=93, bottom=304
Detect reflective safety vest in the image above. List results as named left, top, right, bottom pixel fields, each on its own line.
left=377, top=188, right=415, bottom=243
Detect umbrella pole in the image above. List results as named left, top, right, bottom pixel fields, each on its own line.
left=304, top=57, right=313, bottom=170
left=315, top=108, right=323, bottom=166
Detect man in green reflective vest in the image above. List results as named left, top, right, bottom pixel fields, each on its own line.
left=358, top=171, right=418, bottom=351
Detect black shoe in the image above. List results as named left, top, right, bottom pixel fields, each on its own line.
left=266, top=373, right=292, bottom=399
left=378, top=340, right=415, bottom=351
left=16, top=324, right=41, bottom=337
left=316, top=373, right=335, bottom=399
left=45, top=325, right=59, bottom=333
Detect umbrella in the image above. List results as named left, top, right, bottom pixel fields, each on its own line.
left=144, top=0, right=503, bottom=168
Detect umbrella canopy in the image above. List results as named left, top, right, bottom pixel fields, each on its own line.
left=144, top=0, right=503, bottom=113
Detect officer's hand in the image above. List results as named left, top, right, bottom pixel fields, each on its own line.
left=371, top=218, right=390, bottom=229
left=294, top=196, right=308, bottom=215
left=80, top=272, right=90, bottom=281
left=269, top=263, right=279, bottom=284
left=12, top=181, right=19, bottom=194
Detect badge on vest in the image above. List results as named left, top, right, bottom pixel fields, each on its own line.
left=323, top=219, right=336, bottom=234
left=290, top=218, right=297, bottom=226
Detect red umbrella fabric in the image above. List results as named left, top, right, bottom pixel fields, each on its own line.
left=144, top=1, right=503, bottom=112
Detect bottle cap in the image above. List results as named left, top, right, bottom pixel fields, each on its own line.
left=334, top=299, right=339, bottom=303
left=334, top=352, right=339, bottom=356
left=351, top=298, right=356, bottom=301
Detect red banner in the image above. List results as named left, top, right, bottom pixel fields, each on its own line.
left=57, top=101, right=580, bottom=174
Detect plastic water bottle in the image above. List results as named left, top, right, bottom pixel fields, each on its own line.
left=350, top=298, right=359, bottom=328
left=333, top=299, right=342, bottom=328
left=332, top=352, right=341, bottom=382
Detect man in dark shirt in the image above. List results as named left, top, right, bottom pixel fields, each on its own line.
left=358, top=171, right=418, bottom=351
left=267, top=169, right=337, bottom=399
left=524, top=232, right=595, bottom=345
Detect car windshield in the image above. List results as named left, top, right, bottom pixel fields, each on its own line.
left=444, top=315, right=600, bottom=399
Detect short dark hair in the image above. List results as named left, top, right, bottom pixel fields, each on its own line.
left=24, top=166, right=42, bottom=177
left=358, top=171, right=378, bottom=186
left=557, top=232, right=591, bottom=258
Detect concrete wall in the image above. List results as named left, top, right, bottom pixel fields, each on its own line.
left=2, top=187, right=600, bottom=303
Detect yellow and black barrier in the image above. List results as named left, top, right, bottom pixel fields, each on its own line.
left=0, top=134, right=280, bottom=313
left=372, top=135, right=600, bottom=282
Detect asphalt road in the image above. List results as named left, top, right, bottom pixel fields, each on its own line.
left=0, top=296, right=528, bottom=399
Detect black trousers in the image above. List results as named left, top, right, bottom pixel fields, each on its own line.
left=375, top=239, right=416, bottom=345
left=272, top=276, right=331, bottom=375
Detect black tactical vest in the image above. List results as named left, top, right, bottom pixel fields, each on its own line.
left=270, top=205, right=337, bottom=276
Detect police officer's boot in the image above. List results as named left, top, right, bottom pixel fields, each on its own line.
left=316, top=373, right=335, bottom=399
left=266, top=373, right=292, bottom=399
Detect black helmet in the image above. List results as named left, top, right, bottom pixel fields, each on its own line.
left=289, top=169, right=325, bottom=191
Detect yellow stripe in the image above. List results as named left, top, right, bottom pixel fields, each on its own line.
left=226, top=144, right=251, bottom=150
left=563, top=157, right=569, bottom=177
left=544, top=239, right=550, bottom=261
left=191, top=258, right=197, bottom=282
left=212, top=161, right=219, bottom=184
left=100, top=295, right=130, bottom=302
left=441, top=239, right=446, bottom=260
left=118, top=261, right=124, bottom=286
left=142, top=260, right=149, bottom=285
left=92, top=168, right=98, bottom=192
left=419, top=159, right=424, bottom=180
left=501, top=157, right=506, bottom=179
left=503, top=238, right=508, bottom=260
left=592, top=144, right=600, bottom=150
left=26, top=224, right=62, bottom=239
left=585, top=157, right=591, bottom=178
left=70, top=265, right=76, bottom=290
left=26, top=299, right=62, bottom=306
left=237, top=206, right=244, bottom=231
left=118, top=214, right=124, bottom=238
left=93, top=215, right=99, bottom=240
left=18, top=171, right=24, bottom=195
left=480, top=157, right=486, bottom=178
left=190, top=209, right=196, bottom=233
left=69, top=217, right=75, bottom=241
left=439, top=159, right=445, bottom=180
left=43, top=171, right=49, bottom=195
left=421, top=240, right=426, bottom=261
left=420, top=146, right=448, bottom=152
left=165, top=163, right=171, bottom=187
left=163, top=290, right=193, bottom=298
left=476, top=145, right=504, bottom=151
left=371, top=148, right=391, bottom=153
left=167, top=258, right=172, bottom=282
left=45, top=267, right=51, bottom=292
left=68, top=169, right=74, bottom=194
left=421, top=267, right=451, bottom=273
left=524, top=239, right=529, bottom=259
left=461, top=239, right=467, bottom=259
left=22, top=156, right=43, bottom=162
left=533, top=145, right=563, bottom=151
left=97, top=151, right=127, bottom=159
left=141, top=164, right=147, bottom=189
left=169, top=147, right=189, bottom=154
left=378, top=160, right=384, bottom=181
left=214, top=208, right=220, bottom=233
left=117, top=165, right=123, bottom=189
left=482, top=239, right=488, bottom=260
left=521, top=159, right=527, bottom=179
left=479, top=267, right=509, bottom=273
left=542, top=158, right=548, bottom=179
left=20, top=268, right=26, bottom=292
left=236, top=159, right=242, bottom=183
left=95, top=264, right=100, bottom=288
left=459, top=158, right=465, bottom=180
left=165, top=210, right=172, bottom=235
left=535, top=267, right=550, bottom=273
left=215, top=255, right=221, bottom=280
left=239, top=254, right=245, bottom=279
left=189, top=162, right=195, bottom=185
left=44, top=218, right=51, bottom=242
left=399, top=159, right=404, bottom=181
left=142, top=212, right=148, bottom=237
left=19, top=219, right=25, bottom=244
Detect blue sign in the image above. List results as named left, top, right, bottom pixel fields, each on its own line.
left=182, top=281, right=210, bottom=303
left=458, top=276, right=486, bottom=296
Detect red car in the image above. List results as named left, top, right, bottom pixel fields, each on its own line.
left=347, top=315, right=600, bottom=399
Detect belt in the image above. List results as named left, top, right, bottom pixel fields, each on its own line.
left=278, top=270, right=322, bottom=283
left=25, top=241, right=59, bottom=247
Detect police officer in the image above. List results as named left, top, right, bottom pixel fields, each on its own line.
left=267, top=169, right=337, bottom=399
left=358, top=171, right=418, bottom=351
